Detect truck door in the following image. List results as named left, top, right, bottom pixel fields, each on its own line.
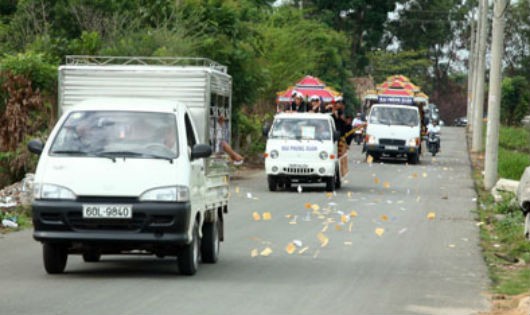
left=184, top=113, right=206, bottom=208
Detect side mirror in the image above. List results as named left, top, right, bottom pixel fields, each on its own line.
left=262, top=122, right=271, bottom=138
left=191, top=144, right=212, bottom=160
left=28, top=139, right=44, bottom=155
left=333, top=130, right=341, bottom=142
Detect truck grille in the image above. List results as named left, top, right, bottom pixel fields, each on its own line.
left=67, top=212, right=146, bottom=231
left=379, top=139, right=406, bottom=146
left=283, top=167, right=315, bottom=174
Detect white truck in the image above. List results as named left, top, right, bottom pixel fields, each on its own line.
left=364, top=104, right=422, bottom=164
left=264, top=112, right=346, bottom=192
left=28, top=56, right=232, bottom=275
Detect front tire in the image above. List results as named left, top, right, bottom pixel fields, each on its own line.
left=267, top=176, right=277, bottom=192
left=43, top=243, right=68, bottom=274
left=326, top=175, right=336, bottom=192
left=201, top=220, right=220, bottom=263
left=407, top=153, right=419, bottom=165
left=178, top=223, right=200, bottom=275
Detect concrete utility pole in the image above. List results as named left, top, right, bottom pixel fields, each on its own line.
left=485, top=0, right=510, bottom=190
left=469, top=6, right=482, bottom=134
left=467, top=14, right=477, bottom=131
left=471, top=0, right=489, bottom=152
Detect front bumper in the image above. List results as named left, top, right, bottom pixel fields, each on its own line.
left=32, top=199, right=191, bottom=245
left=265, top=159, right=335, bottom=179
left=366, top=144, right=419, bottom=155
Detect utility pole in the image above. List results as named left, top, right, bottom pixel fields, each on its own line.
left=471, top=0, right=488, bottom=152
left=467, top=13, right=476, bottom=131
left=469, top=5, right=482, bottom=134
left=485, top=0, right=510, bottom=190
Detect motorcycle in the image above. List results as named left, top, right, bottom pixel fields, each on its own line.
left=353, top=125, right=364, bottom=145
left=427, top=132, right=440, bottom=156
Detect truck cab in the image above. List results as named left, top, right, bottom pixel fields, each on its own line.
left=364, top=104, right=422, bottom=164
left=264, top=113, right=343, bottom=192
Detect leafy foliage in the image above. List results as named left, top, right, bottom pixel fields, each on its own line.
left=501, top=76, right=530, bottom=126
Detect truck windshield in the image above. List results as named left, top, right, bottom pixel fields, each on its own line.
left=50, top=111, right=178, bottom=159
left=270, top=118, right=331, bottom=141
left=369, top=107, right=419, bottom=126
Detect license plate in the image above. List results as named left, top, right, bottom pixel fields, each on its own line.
left=289, top=164, right=308, bottom=168
left=385, top=145, right=399, bottom=151
left=82, top=204, right=132, bottom=219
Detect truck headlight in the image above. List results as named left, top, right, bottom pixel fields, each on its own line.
left=140, top=186, right=189, bottom=202
left=319, top=151, right=328, bottom=160
left=34, top=183, right=76, bottom=200
left=366, top=135, right=377, bottom=145
left=270, top=150, right=279, bottom=159
left=407, top=137, right=419, bottom=147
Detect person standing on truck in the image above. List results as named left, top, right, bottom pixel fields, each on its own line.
left=308, top=95, right=325, bottom=113
left=290, top=92, right=307, bottom=112
left=216, top=114, right=244, bottom=165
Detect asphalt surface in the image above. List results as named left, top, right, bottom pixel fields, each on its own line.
left=0, top=126, right=489, bottom=315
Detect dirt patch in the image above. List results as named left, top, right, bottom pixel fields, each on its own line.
left=480, top=294, right=530, bottom=315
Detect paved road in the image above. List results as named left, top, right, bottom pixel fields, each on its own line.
left=0, top=127, right=489, bottom=315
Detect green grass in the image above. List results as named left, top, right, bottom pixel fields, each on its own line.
left=499, top=126, right=530, bottom=153
left=495, top=269, right=530, bottom=295
left=498, top=147, right=530, bottom=180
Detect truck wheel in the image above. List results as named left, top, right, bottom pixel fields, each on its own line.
left=201, top=219, right=220, bottom=263
left=82, top=252, right=101, bottom=262
left=268, top=176, right=277, bottom=192
left=43, top=243, right=68, bottom=274
left=335, top=168, right=341, bottom=189
left=178, top=223, right=200, bottom=275
left=326, top=176, right=336, bottom=192
left=407, top=153, right=419, bottom=165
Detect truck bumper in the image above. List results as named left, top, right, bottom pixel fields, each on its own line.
left=32, top=199, right=192, bottom=247
left=365, top=144, right=419, bottom=155
left=265, top=160, right=335, bottom=183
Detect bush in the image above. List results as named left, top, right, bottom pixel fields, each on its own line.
left=0, top=52, right=57, bottom=93
left=498, top=147, right=530, bottom=180
left=501, top=76, right=530, bottom=126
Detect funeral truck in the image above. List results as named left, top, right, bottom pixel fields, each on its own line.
left=264, top=112, right=347, bottom=192
left=28, top=56, right=232, bottom=275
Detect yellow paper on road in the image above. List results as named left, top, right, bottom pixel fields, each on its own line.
left=350, top=210, right=358, bottom=218
left=311, top=204, right=320, bottom=211
left=262, top=212, right=272, bottom=220
left=427, top=212, right=436, bottom=220
left=335, top=224, right=343, bottom=231
left=298, top=246, right=309, bottom=254
left=374, top=177, right=380, bottom=184
left=285, top=242, right=296, bottom=254
left=252, top=212, right=261, bottom=221
left=260, top=247, right=273, bottom=256
left=383, top=181, right=390, bottom=189
left=375, top=228, right=385, bottom=237
left=380, top=214, right=389, bottom=222
left=367, top=155, right=374, bottom=164
left=341, top=215, right=349, bottom=223
left=235, top=186, right=240, bottom=194
left=251, top=249, right=258, bottom=257
left=317, top=232, right=329, bottom=247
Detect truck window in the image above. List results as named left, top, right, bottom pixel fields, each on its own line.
left=184, top=113, right=197, bottom=150
left=270, top=118, right=331, bottom=141
left=369, top=107, right=419, bottom=126
left=50, top=111, right=178, bottom=159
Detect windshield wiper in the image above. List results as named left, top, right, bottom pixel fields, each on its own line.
left=97, top=151, right=173, bottom=163
left=51, top=150, right=89, bottom=155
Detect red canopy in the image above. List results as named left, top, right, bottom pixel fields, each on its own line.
left=277, top=75, right=340, bottom=103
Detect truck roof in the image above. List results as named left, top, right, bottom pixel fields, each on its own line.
left=65, top=98, right=185, bottom=114
left=370, top=104, right=419, bottom=111
left=274, top=112, right=333, bottom=120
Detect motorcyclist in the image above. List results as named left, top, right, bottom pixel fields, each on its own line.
left=427, top=119, right=441, bottom=150
left=352, top=113, right=364, bottom=128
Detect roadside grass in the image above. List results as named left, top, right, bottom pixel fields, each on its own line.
left=473, top=124, right=530, bottom=296
left=0, top=205, right=32, bottom=234
left=498, top=148, right=530, bottom=180
left=499, top=126, right=530, bottom=153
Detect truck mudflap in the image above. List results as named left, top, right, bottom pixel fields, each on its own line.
left=339, top=153, right=349, bottom=178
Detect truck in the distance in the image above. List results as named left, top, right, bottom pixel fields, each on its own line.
left=28, top=56, right=232, bottom=275
left=362, top=75, right=428, bottom=164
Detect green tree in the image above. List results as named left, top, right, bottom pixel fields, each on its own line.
left=501, top=76, right=530, bottom=126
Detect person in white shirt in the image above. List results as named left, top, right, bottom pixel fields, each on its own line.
left=352, top=113, right=364, bottom=127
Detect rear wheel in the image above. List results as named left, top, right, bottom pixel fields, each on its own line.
left=178, top=223, right=200, bottom=276
left=82, top=251, right=101, bottom=263
left=267, top=176, right=277, bottom=192
left=201, top=219, right=220, bottom=263
left=43, top=243, right=68, bottom=274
